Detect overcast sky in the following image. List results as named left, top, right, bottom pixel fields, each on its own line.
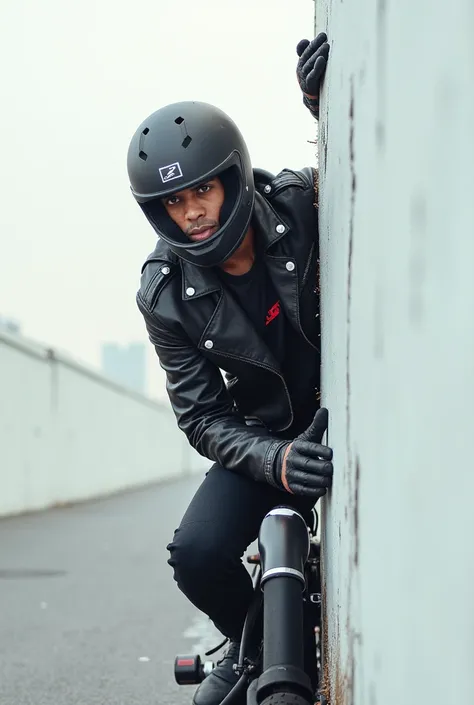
left=1, top=0, right=318, bottom=399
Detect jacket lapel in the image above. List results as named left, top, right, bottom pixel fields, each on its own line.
left=264, top=253, right=301, bottom=336
left=198, top=290, right=280, bottom=372
left=179, top=258, right=281, bottom=374
left=252, top=192, right=306, bottom=340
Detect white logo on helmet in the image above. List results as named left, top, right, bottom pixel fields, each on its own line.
left=159, top=162, right=183, bottom=183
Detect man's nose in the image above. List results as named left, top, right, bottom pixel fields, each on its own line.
left=185, top=197, right=205, bottom=223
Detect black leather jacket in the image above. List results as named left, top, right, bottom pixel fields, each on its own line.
left=137, top=167, right=320, bottom=486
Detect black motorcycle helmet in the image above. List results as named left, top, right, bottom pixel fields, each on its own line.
left=127, top=101, right=255, bottom=267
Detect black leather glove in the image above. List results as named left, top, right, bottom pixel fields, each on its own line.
left=296, top=33, right=330, bottom=120
left=273, top=408, right=334, bottom=498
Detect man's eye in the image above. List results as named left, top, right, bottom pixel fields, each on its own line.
left=198, top=184, right=211, bottom=193
left=166, top=196, right=179, bottom=206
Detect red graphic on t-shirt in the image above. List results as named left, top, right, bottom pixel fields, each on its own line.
left=266, top=301, right=281, bottom=326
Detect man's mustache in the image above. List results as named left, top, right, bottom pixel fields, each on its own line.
left=186, top=220, right=219, bottom=235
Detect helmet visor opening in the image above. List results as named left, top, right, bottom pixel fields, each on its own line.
left=141, top=165, right=242, bottom=251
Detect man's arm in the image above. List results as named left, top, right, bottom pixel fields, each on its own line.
left=136, top=292, right=287, bottom=487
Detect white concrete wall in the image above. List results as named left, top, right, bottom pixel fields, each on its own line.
left=315, top=1, right=474, bottom=704
left=0, top=332, right=210, bottom=517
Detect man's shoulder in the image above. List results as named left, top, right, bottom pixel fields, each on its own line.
left=137, top=238, right=180, bottom=312
left=255, top=167, right=318, bottom=211
left=255, top=166, right=316, bottom=194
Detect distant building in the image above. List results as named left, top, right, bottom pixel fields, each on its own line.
left=101, top=342, right=147, bottom=395
left=0, top=316, right=22, bottom=335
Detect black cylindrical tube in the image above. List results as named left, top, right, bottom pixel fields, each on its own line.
left=258, top=508, right=310, bottom=582
left=262, top=575, right=305, bottom=672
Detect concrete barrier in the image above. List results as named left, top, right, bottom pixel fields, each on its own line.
left=0, top=331, right=209, bottom=517
left=315, top=1, right=474, bottom=703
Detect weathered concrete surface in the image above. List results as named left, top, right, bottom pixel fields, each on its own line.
left=315, top=1, right=474, bottom=703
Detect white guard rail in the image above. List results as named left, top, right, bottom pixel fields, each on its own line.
left=0, top=331, right=210, bottom=517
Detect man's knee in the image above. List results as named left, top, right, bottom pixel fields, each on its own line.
left=167, top=523, right=231, bottom=594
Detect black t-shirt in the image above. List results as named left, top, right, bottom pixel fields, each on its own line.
left=219, top=253, right=286, bottom=364
left=219, top=250, right=319, bottom=436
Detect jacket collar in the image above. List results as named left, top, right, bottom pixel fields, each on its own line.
left=253, top=190, right=291, bottom=251
left=142, top=191, right=291, bottom=300
left=180, top=192, right=291, bottom=299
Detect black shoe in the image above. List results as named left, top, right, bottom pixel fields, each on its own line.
left=192, top=640, right=241, bottom=705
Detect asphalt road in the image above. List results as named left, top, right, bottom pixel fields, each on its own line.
left=0, top=475, right=226, bottom=705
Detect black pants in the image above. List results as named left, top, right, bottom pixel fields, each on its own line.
left=167, top=463, right=315, bottom=640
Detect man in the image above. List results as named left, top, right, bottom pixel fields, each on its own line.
left=127, top=34, right=333, bottom=705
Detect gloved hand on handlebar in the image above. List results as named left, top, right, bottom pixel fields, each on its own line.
left=273, top=407, right=334, bottom=498
left=296, top=32, right=330, bottom=120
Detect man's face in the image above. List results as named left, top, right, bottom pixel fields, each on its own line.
left=161, top=177, right=225, bottom=242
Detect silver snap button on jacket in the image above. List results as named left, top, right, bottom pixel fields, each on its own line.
left=186, top=287, right=196, bottom=296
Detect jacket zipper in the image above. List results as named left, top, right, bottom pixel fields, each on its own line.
left=211, top=348, right=294, bottom=432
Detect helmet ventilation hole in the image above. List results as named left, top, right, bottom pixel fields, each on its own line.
left=174, top=116, right=192, bottom=148
left=138, top=127, right=149, bottom=156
